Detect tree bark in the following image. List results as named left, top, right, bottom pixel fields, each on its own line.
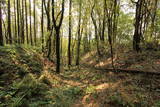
left=0, top=1, right=3, bottom=46
left=29, top=0, right=33, bottom=45
left=8, top=0, right=12, bottom=44
left=34, top=0, right=36, bottom=45
left=133, top=0, right=142, bottom=52
left=68, top=0, right=72, bottom=67
left=17, top=0, right=20, bottom=44
left=21, top=0, right=25, bottom=44
left=41, top=0, right=44, bottom=52
left=14, top=0, right=17, bottom=43
left=44, top=0, right=52, bottom=58
left=91, top=3, right=101, bottom=56
left=25, top=0, right=29, bottom=44
left=52, top=0, right=65, bottom=73
left=76, top=0, right=82, bottom=66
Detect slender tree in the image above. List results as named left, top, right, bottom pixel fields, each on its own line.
left=14, top=0, right=17, bottom=43
left=34, top=0, right=36, bottom=45
left=91, top=3, right=101, bottom=56
left=17, top=0, right=20, bottom=43
left=0, top=1, right=3, bottom=46
left=2, top=19, right=7, bottom=43
left=44, top=0, right=52, bottom=58
left=52, top=0, right=65, bottom=73
left=44, top=0, right=51, bottom=31
left=21, top=0, right=25, bottom=44
left=25, top=0, right=29, bottom=44
left=8, top=0, right=12, bottom=44
left=41, top=0, right=44, bottom=52
left=76, top=0, right=82, bottom=66
left=133, top=0, right=142, bottom=52
left=29, top=0, right=33, bottom=45
left=68, top=0, right=72, bottom=67
left=105, top=0, right=120, bottom=68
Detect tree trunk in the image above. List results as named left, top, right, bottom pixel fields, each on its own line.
left=29, top=0, right=33, bottom=45
left=55, top=29, right=60, bottom=73
left=52, top=0, right=65, bottom=73
left=25, top=0, right=29, bottom=44
left=21, top=0, right=25, bottom=44
left=8, top=0, right=12, bottom=44
left=68, top=0, right=72, bottom=67
left=41, top=0, right=44, bottom=52
left=14, top=0, right=17, bottom=43
left=44, top=0, right=52, bottom=58
left=0, top=1, right=3, bottom=46
left=17, top=0, right=20, bottom=44
left=133, top=0, right=142, bottom=52
left=91, top=4, right=101, bottom=56
left=76, top=0, right=82, bottom=66
left=34, top=0, right=36, bottom=45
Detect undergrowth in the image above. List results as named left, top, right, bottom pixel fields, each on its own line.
left=0, top=46, right=160, bottom=107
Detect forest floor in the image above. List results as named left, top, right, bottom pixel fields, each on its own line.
left=0, top=46, right=160, bottom=107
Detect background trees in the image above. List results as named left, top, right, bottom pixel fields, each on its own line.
left=0, top=0, right=160, bottom=72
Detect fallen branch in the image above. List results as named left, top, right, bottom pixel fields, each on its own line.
left=95, top=68, right=160, bottom=75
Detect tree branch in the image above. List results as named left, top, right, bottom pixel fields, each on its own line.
left=130, top=0, right=137, bottom=4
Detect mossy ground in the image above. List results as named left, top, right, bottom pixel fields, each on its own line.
left=0, top=46, right=160, bottom=107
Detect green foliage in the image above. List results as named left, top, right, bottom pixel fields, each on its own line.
left=92, top=73, right=102, bottom=81
left=0, top=74, right=50, bottom=107
left=109, top=93, right=134, bottom=107
left=85, top=85, right=96, bottom=94
left=0, top=46, right=49, bottom=107
left=1, top=44, right=160, bottom=107
left=48, top=86, right=82, bottom=107
left=64, top=86, right=82, bottom=98
left=39, top=75, right=52, bottom=86
left=154, top=101, right=160, bottom=107
left=117, top=11, right=134, bottom=44
left=27, top=60, right=43, bottom=74
left=0, top=45, right=43, bottom=79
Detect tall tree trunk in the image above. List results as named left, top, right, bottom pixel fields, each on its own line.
left=151, top=0, right=158, bottom=39
left=17, top=0, right=20, bottom=44
left=133, top=0, right=142, bottom=52
left=41, top=0, right=44, bottom=52
left=44, top=0, right=51, bottom=31
left=25, top=0, right=29, bottom=44
left=76, top=0, right=82, bottom=66
left=61, top=29, right=63, bottom=65
left=101, top=14, right=106, bottom=42
left=19, top=0, right=22, bottom=43
left=68, top=0, right=72, bottom=67
left=108, top=18, right=115, bottom=69
left=14, top=0, right=17, bottom=43
left=34, top=0, right=36, bottom=45
left=29, top=0, right=33, bottom=45
left=44, top=0, right=52, bottom=58
left=21, top=0, right=25, bottom=44
left=8, top=0, right=12, bottom=44
left=105, top=0, right=119, bottom=69
left=91, top=4, right=101, bottom=56
left=113, top=0, right=119, bottom=43
left=56, top=29, right=60, bottom=73
left=52, top=0, right=65, bottom=73
left=0, top=1, right=3, bottom=46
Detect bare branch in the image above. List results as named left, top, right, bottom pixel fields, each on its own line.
left=56, top=11, right=62, bottom=21
left=130, top=0, right=137, bottom=4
